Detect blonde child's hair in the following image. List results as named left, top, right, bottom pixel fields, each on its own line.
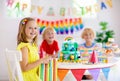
left=42, top=27, right=56, bottom=40
left=17, top=17, right=38, bottom=46
left=81, top=28, right=95, bottom=39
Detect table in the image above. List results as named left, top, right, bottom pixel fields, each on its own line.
left=57, top=57, right=120, bottom=81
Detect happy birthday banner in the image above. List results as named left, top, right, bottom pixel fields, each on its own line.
left=5, top=0, right=113, bottom=18
left=36, top=18, right=84, bottom=34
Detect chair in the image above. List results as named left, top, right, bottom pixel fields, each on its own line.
left=5, top=48, right=23, bottom=81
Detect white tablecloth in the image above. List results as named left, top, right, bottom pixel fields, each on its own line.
left=58, top=57, right=120, bottom=81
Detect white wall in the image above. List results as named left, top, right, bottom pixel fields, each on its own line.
left=0, top=0, right=120, bottom=80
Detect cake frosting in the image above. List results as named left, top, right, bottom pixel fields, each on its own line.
left=58, top=37, right=80, bottom=62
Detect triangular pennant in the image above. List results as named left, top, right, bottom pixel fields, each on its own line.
left=71, top=69, right=86, bottom=81
left=58, top=69, right=69, bottom=81
left=102, top=68, right=110, bottom=80
left=89, top=69, right=100, bottom=81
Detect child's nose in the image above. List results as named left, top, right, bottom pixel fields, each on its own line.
left=32, top=28, right=36, bottom=32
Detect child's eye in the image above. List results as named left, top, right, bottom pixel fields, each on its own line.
left=29, top=27, right=32, bottom=29
left=34, top=27, right=37, bottom=30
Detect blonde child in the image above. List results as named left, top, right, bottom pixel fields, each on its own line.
left=79, top=28, right=99, bottom=80
left=39, top=27, right=59, bottom=58
left=17, top=17, right=51, bottom=81
left=39, top=27, right=59, bottom=81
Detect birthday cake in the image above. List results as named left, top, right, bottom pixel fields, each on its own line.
left=58, top=37, right=81, bottom=63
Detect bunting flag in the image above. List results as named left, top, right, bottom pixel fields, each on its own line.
left=71, top=69, right=86, bottom=81
left=37, top=18, right=84, bottom=35
left=102, top=68, right=110, bottom=80
left=88, top=69, right=100, bottom=81
left=58, top=69, right=69, bottom=81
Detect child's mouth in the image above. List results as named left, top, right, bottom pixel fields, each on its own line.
left=30, top=33, right=35, bottom=35
left=49, top=37, right=53, bottom=39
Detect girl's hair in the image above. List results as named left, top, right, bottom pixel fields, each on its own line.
left=17, top=17, right=38, bottom=46
left=42, top=27, right=55, bottom=40
left=81, top=28, right=95, bottom=39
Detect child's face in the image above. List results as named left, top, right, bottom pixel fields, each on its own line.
left=45, top=30, right=55, bottom=42
left=25, top=21, right=38, bottom=41
left=83, top=32, right=94, bottom=43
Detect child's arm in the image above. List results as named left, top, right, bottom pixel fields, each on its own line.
left=45, top=51, right=59, bottom=59
left=51, top=51, right=59, bottom=58
left=20, top=47, right=51, bottom=72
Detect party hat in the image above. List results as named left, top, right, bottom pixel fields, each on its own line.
left=89, top=51, right=98, bottom=64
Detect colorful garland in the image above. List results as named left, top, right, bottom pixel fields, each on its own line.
left=37, top=18, right=84, bottom=34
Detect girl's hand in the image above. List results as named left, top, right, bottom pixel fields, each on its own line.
left=41, top=56, right=52, bottom=64
left=42, top=59, right=49, bottom=64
